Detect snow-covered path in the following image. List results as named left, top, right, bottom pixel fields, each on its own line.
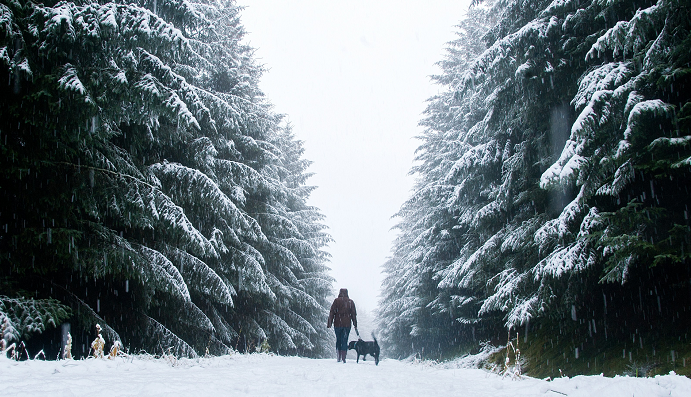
left=2, top=354, right=690, bottom=397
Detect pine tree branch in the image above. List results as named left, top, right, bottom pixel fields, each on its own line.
left=45, top=161, right=158, bottom=190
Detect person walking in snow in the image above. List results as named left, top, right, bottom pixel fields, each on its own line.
left=327, top=288, right=357, bottom=363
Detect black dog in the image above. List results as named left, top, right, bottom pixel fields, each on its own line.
left=347, top=333, right=380, bottom=365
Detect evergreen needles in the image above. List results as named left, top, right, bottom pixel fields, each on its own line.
left=378, top=0, right=691, bottom=372
left=0, top=0, right=332, bottom=358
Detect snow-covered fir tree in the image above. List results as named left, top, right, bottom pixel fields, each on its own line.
left=379, top=0, right=691, bottom=367
left=0, top=0, right=332, bottom=358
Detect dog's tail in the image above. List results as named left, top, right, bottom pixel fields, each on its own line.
left=371, top=332, right=377, bottom=343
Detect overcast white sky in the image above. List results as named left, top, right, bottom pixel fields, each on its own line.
left=237, top=1, right=472, bottom=314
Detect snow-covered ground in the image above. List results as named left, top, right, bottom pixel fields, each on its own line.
left=2, top=353, right=690, bottom=396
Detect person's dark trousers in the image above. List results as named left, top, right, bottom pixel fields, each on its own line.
left=334, top=327, right=350, bottom=362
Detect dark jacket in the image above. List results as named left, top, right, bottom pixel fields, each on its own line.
left=327, top=288, right=357, bottom=328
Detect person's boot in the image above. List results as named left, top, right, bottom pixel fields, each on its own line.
left=341, top=350, right=346, bottom=363
left=336, top=349, right=341, bottom=362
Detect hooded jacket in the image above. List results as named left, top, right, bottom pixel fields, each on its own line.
left=327, top=288, right=357, bottom=328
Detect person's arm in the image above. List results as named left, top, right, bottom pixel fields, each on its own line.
left=327, top=301, right=335, bottom=328
left=351, top=300, right=357, bottom=329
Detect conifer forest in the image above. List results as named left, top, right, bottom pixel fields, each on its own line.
left=2, top=0, right=691, bottom=377
left=1, top=0, right=333, bottom=358
left=378, top=0, right=691, bottom=376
